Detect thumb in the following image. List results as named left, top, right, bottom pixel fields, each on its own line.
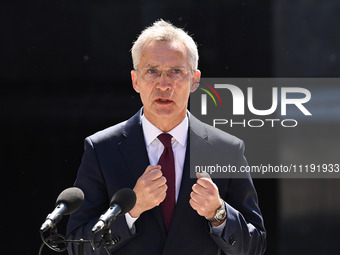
left=144, top=165, right=161, bottom=175
left=196, top=172, right=211, bottom=179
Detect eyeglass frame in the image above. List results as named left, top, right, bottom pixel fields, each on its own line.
left=135, top=67, right=195, bottom=82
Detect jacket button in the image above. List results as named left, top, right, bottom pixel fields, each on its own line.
left=229, top=237, right=236, bottom=246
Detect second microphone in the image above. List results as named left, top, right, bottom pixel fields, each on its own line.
left=92, top=188, right=136, bottom=233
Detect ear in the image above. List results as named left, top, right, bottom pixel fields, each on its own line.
left=190, top=69, right=201, bottom=93
left=131, top=70, right=140, bottom=93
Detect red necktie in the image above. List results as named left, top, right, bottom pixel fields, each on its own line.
left=157, top=133, right=176, bottom=232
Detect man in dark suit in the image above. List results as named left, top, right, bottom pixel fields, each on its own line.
left=67, top=19, right=266, bottom=255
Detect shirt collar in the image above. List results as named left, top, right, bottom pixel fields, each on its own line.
left=141, top=114, right=188, bottom=147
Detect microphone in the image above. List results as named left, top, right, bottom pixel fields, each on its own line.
left=40, top=187, right=84, bottom=232
left=92, top=188, right=136, bottom=233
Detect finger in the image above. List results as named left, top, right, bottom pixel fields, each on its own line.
left=158, top=183, right=168, bottom=194
left=189, top=197, right=199, bottom=210
left=196, top=177, right=216, bottom=189
left=153, top=176, right=167, bottom=187
left=144, top=165, right=161, bottom=175
left=190, top=190, right=202, bottom=203
left=196, top=172, right=211, bottom=179
left=148, top=169, right=164, bottom=181
left=159, top=187, right=168, bottom=203
left=154, top=184, right=167, bottom=205
left=192, top=183, right=206, bottom=195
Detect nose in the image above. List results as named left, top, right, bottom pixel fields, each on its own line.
left=156, top=72, right=172, bottom=90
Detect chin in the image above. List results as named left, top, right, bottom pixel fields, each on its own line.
left=155, top=108, right=175, bottom=117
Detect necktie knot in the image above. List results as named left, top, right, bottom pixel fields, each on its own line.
left=158, top=133, right=172, bottom=149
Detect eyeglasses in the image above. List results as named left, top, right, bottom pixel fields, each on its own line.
left=136, top=67, right=193, bottom=82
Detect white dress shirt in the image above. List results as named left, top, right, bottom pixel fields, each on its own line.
left=140, top=114, right=188, bottom=201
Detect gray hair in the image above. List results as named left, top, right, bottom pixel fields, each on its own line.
left=131, top=19, right=199, bottom=70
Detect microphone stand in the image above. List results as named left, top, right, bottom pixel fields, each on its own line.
left=39, top=227, right=103, bottom=255
left=39, top=229, right=119, bottom=255
left=69, top=239, right=93, bottom=255
left=102, top=227, right=120, bottom=251
left=90, top=226, right=119, bottom=254
left=39, top=226, right=67, bottom=253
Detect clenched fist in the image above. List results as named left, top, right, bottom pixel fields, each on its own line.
left=129, top=165, right=167, bottom=218
left=189, top=172, right=225, bottom=226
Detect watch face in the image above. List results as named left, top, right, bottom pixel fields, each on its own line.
left=217, top=209, right=226, bottom=220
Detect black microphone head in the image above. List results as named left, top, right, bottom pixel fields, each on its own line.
left=56, top=187, right=85, bottom=215
left=110, top=188, right=136, bottom=216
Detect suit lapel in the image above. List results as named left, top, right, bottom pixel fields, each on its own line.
left=118, top=109, right=149, bottom=182
left=118, top=109, right=167, bottom=238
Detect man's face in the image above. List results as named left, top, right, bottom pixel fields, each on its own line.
left=131, top=40, right=200, bottom=131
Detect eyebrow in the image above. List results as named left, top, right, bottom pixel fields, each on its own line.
left=142, top=65, right=187, bottom=69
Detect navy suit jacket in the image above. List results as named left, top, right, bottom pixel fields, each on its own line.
left=66, top=109, right=266, bottom=255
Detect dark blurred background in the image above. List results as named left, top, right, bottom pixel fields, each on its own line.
left=1, top=0, right=340, bottom=254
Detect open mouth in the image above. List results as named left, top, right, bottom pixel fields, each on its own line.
left=156, top=97, right=172, bottom=103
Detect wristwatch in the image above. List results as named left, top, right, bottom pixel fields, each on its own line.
left=206, top=200, right=227, bottom=223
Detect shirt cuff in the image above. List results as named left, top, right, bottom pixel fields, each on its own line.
left=125, top=213, right=139, bottom=235
left=209, top=220, right=227, bottom=237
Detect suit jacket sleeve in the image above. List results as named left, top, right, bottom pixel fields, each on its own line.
left=209, top=140, right=266, bottom=255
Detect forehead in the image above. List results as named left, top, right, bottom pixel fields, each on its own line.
left=139, top=40, right=189, bottom=68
